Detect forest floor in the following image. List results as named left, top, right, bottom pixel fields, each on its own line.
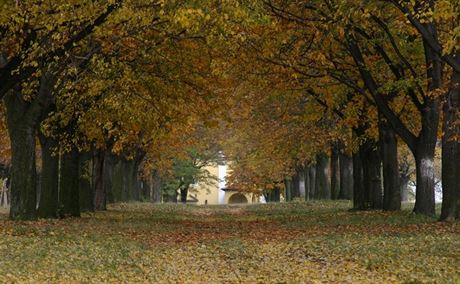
left=0, top=201, right=459, bottom=283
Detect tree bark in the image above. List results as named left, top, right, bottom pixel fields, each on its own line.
left=180, top=185, right=189, bottom=204
left=37, top=132, right=59, bottom=218
left=353, top=151, right=365, bottom=210
left=413, top=141, right=437, bottom=216
left=380, top=118, right=401, bottom=211
left=102, top=153, right=113, bottom=207
left=152, top=170, right=162, bottom=203
left=93, top=150, right=108, bottom=210
left=284, top=178, right=292, bottom=202
left=60, top=150, right=80, bottom=217
left=122, top=159, right=135, bottom=201
left=338, top=151, right=353, bottom=200
left=4, top=75, right=55, bottom=220
left=129, top=152, right=144, bottom=201
left=291, top=169, right=301, bottom=199
left=361, top=142, right=383, bottom=209
left=330, top=144, right=340, bottom=200
left=304, top=166, right=310, bottom=201
left=410, top=37, right=441, bottom=217
left=270, top=187, right=281, bottom=202
left=441, top=59, right=460, bottom=221
left=308, top=166, right=316, bottom=200
left=298, top=168, right=306, bottom=199
left=4, top=92, right=38, bottom=220
left=112, top=160, right=123, bottom=202
left=315, top=154, right=330, bottom=199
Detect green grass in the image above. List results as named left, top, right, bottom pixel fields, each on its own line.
left=0, top=201, right=458, bottom=283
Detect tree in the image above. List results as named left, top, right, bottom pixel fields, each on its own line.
left=385, top=0, right=460, bottom=220
left=0, top=0, right=121, bottom=220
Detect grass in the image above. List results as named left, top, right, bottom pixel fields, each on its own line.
left=0, top=201, right=458, bottom=283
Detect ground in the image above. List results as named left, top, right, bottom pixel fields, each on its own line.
left=0, top=201, right=458, bottom=283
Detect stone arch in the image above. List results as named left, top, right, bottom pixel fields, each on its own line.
left=228, top=193, right=248, bottom=204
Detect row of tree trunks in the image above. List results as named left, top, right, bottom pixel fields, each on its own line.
left=150, top=170, right=162, bottom=203
left=287, top=133, right=399, bottom=213
left=35, top=147, right=118, bottom=218
left=308, top=166, right=316, bottom=200
left=338, top=151, right=353, bottom=200
left=330, top=144, right=340, bottom=200
left=122, top=160, right=134, bottom=201
left=288, top=151, right=351, bottom=203
left=291, top=171, right=301, bottom=199
left=284, top=167, right=307, bottom=201
left=303, top=166, right=310, bottom=200
left=352, top=151, right=365, bottom=210
left=284, top=178, right=292, bottom=202
left=347, top=34, right=440, bottom=217
left=102, top=154, right=114, bottom=207
left=265, top=187, right=281, bottom=202
left=353, top=134, right=400, bottom=211
left=110, top=156, right=145, bottom=203
left=315, top=153, right=330, bottom=199
left=299, top=151, right=353, bottom=203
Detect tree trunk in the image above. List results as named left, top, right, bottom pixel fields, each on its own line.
left=60, top=150, right=80, bottom=217
left=93, top=150, right=107, bottom=210
left=284, top=178, right=292, bottom=202
left=315, top=154, right=330, bottom=199
left=129, top=153, right=144, bottom=202
left=361, top=142, right=383, bottom=209
left=4, top=92, right=38, bottom=220
left=410, top=37, right=442, bottom=217
left=380, top=118, right=401, bottom=211
left=152, top=170, right=162, bottom=203
left=308, top=166, right=316, bottom=200
left=299, top=168, right=306, bottom=199
left=4, top=74, right=56, bottom=220
left=338, top=151, right=353, bottom=200
left=112, top=160, right=123, bottom=202
left=441, top=60, right=460, bottom=221
left=78, top=153, right=94, bottom=212
left=122, top=159, right=135, bottom=201
left=37, top=132, right=59, bottom=218
left=180, top=185, right=189, bottom=204
left=304, top=166, right=310, bottom=201
left=102, top=153, right=113, bottom=208
left=330, top=144, right=340, bottom=200
left=291, top=170, right=301, bottom=199
left=413, top=140, right=437, bottom=216
left=353, top=151, right=365, bottom=210
left=271, top=187, right=281, bottom=202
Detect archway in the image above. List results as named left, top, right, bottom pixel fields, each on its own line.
left=228, top=193, right=248, bottom=204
